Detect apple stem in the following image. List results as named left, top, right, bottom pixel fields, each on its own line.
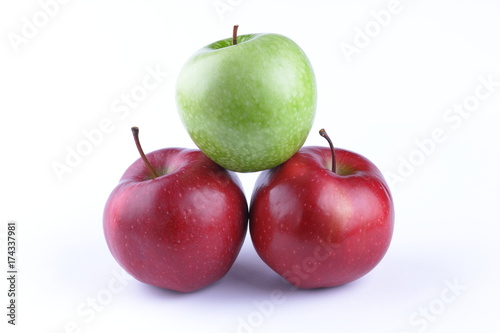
left=319, top=129, right=336, bottom=173
left=131, top=127, right=158, bottom=179
left=232, top=25, right=239, bottom=45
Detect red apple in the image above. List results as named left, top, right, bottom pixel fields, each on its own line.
left=249, top=129, right=394, bottom=289
left=103, top=127, right=248, bottom=292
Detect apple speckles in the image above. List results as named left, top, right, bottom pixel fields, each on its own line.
left=249, top=146, right=393, bottom=289
left=176, top=33, right=316, bottom=172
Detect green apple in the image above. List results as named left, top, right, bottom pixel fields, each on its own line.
left=176, top=26, right=317, bottom=172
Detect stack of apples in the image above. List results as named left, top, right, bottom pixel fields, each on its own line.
left=103, top=26, right=394, bottom=292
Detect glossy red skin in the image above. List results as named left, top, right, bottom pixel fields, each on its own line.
left=250, top=146, right=394, bottom=289
left=103, top=148, right=248, bottom=292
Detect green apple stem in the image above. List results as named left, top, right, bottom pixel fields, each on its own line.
left=319, top=128, right=336, bottom=173
left=131, top=126, right=158, bottom=179
left=232, top=25, right=239, bottom=45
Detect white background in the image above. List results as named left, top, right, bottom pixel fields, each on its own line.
left=1, top=0, right=500, bottom=332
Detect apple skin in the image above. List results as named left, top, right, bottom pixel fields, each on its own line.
left=176, top=33, right=316, bottom=172
left=103, top=148, right=248, bottom=292
left=249, top=146, right=394, bottom=289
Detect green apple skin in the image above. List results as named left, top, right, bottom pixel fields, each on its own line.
left=176, top=33, right=317, bottom=172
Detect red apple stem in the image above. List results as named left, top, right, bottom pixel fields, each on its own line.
left=319, top=129, right=336, bottom=173
left=232, top=25, right=239, bottom=45
left=131, top=126, right=158, bottom=179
